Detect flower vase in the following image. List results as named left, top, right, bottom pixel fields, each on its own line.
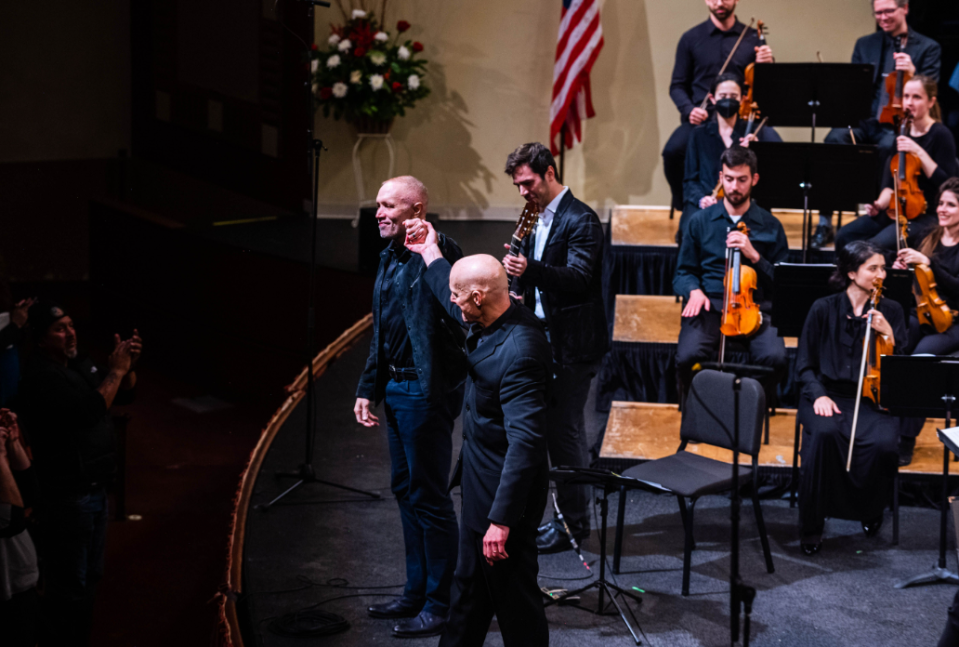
left=352, top=116, right=394, bottom=135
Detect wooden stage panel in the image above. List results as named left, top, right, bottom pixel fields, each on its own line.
left=612, top=294, right=798, bottom=348
left=610, top=205, right=846, bottom=251
left=602, top=400, right=949, bottom=475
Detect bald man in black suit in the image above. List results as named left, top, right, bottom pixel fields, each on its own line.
left=406, top=219, right=551, bottom=647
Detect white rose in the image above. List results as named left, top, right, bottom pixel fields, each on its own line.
left=310, top=59, right=318, bottom=72
left=407, top=74, right=420, bottom=90
left=326, top=54, right=341, bottom=69
left=328, top=34, right=341, bottom=46
left=369, top=51, right=386, bottom=66
left=351, top=9, right=367, bottom=19
left=369, top=74, right=384, bottom=91
left=350, top=70, right=363, bottom=84
left=311, top=83, right=319, bottom=94
left=397, top=45, right=410, bottom=61
left=374, top=31, right=389, bottom=42
left=332, top=82, right=348, bottom=98
left=338, top=39, right=352, bottom=52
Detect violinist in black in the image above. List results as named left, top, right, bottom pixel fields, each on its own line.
left=681, top=73, right=782, bottom=235
left=893, top=178, right=959, bottom=465
left=834, top=76, right=958, bottom=257
left=662, top=0, right=773, bottom=212
left=795, top=241, right=906, bottom=556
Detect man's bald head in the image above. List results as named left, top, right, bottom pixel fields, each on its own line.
left=383, top=175, right=429, bottom=211
left=449, top=254, right=511, bottom=325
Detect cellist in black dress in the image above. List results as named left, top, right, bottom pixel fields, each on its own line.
left=796, top=241, right=906, bottom=555
left=893, top=178, right=959, bottom=465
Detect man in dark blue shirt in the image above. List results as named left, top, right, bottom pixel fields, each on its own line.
left=663, top=0, right=773, bottom=212
left=354, top=176, right=467, bottom=639
left=673, top=147, right=789, bottom=400
left=815, top=0, right=941, bottom=249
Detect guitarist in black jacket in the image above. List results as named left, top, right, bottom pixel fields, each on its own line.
left=501, top=142, right=609, bottom=554
left=405, top=221, right=551, bottom=647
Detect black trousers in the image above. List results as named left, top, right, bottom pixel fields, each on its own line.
left=439, top=519, right=548, bottom=647
left=676, top=297, right=787, bottom=392
left=835, top=212, right=937, bottom=259
left=541, top=360, right=599, bottom=532
left=663, top=121, right=697, bottom=211
left=798, top=395, right=899, bottom=542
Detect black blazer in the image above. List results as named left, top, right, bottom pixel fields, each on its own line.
left=356, top=234, right=467, bottom=406
left=425, top=258, right=551, bottom=534
left=512, top=190, right=609, bottom=366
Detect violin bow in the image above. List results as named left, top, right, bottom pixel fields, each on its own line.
left=847, top=290, right=878, bottom=472
left=699, top=18, right=757, bottom=110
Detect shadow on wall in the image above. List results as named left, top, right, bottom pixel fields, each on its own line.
left=398, top=61, right=496, bottom=218
left=583, top=0, right=659, bottom=204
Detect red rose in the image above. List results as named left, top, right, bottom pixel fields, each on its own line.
left=397, top=20, right=411, bottom=33
left=354, top=47, right=366, bottom=57
left=412, top=41, right=424, bottom=53
left=384, top=71, right=390, bottom=80
left=311, top=43, right=318, bottom=51
left=319, top=87, right=332, bottom=99
left=392, top=81, right=403, bottom=92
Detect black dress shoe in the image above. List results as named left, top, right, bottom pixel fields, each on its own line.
left=536, top=524, right=589, bottom=554
left=392, top=611, right=447, bottom=638
left=801, top=541, right=822, bottom=556
left=862, top=515, right=884, bottom=538
left=368, top=598, right=422, bottom=619
left=810, top=224, right=835, bottom=250
left=899, top=436, right=916, bottom=467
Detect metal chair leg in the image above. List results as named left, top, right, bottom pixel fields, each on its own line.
left=678, top=496, right=697, bottom=596
left=893, top=470, right=900, bottom=546
left=752, top=471, right=775, bottom=573
left=764, top=407, right=771, bottom=445
left=613, top=486, right=627, bottom=574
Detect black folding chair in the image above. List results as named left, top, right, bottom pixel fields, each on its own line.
left=613, top=369, right=774, bottom=596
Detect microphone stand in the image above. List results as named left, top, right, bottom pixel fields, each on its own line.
left=262, top=0, right=379, bottom=509
left=701, top=361, right=771, bottom=646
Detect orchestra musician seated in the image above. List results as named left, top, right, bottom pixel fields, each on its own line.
left=673, top=146, right=788, bottom=403
left=662, top=0, right=773, bottom=213
left=813, top=0, right=942, bottom=250
left=795, top=241, right=906, bottom=556
left=834, top=76, right=958, bottom=256
left=893, top=178, right=959, bottom=466
left=681, top=72, right=782, bottom=238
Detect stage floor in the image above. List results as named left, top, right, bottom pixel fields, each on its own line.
left=241, top=329, right=959, bottom=647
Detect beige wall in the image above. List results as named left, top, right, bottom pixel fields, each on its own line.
left=317, top=0, right=876, bottom=219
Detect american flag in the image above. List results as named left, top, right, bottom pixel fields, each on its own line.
left=549, top=0, right=604, bottom=156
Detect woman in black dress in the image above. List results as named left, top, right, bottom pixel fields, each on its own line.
left=835, top=75, right=959, bottom=255
left=796, top=241, right=906, bottom=555
left=893, top=178, right=959, bottom=465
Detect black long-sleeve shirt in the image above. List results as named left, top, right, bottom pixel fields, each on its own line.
left=673, top=201, right=789, bottom=304
left=881, top=122, right=958, bottom=216
left=796, top=292, right=907, bottom=402
left=669, top=18, right=761, bottom=121
left=379, top=242, right=414, bottom=368
left=927, top=242, right=959, bottom=312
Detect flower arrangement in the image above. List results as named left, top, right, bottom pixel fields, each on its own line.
left=310, top=8, right=429, bottom=131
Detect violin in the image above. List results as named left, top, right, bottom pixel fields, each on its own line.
left=719, top=221, right=762, bottom=362
left=879, top=35, right=911, bottom=127
left=847, top=279, right=894, bottom=471
left=739, top=20, right=766, bottom=121
left=914, top=263, right=955, bottom=333
left=890, top=115, right=927, bottom=225
left=697, top=18, right=756, bottom=112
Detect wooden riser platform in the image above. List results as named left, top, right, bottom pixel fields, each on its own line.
left=612, top=294, right=798, bottom=348
left=601, top=401, right=950, bottom=476
left=611, top=205, right=850, bottom=251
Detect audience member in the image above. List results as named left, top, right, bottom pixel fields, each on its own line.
left=0, top=254, right=33, bottom=405
left=14, top=301, right=141, bottom=647
left=0, top=409, right=39, bottom=647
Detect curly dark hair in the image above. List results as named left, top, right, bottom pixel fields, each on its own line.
left=504, top=142, right=558, bottom=180
left=828, top=240, right=884, bottom=291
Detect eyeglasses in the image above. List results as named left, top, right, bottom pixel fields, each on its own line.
left=873, top=8, right=900, bottom=17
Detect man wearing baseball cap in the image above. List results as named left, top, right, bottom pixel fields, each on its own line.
left=13, top=301, right=141, bottom=646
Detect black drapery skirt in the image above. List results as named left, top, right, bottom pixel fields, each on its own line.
left=798, top=394, right=899, bottom=541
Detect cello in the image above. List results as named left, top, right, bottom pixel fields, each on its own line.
left=719, top=221, right=762, bottom=363
left=846, top=279, right=894, bottom=472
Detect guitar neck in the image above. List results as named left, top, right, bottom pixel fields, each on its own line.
left=507, top=235, right=524, bottom=257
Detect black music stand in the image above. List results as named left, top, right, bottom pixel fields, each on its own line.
left=771, top=263, right=835, bottom=337
left=881, top=356, right=959, bottom=589
left=750, top=142, right=879, bottom=262
left=548, top=468, right=646, bottom=645
left=752, top=63, right=874, bottom=139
